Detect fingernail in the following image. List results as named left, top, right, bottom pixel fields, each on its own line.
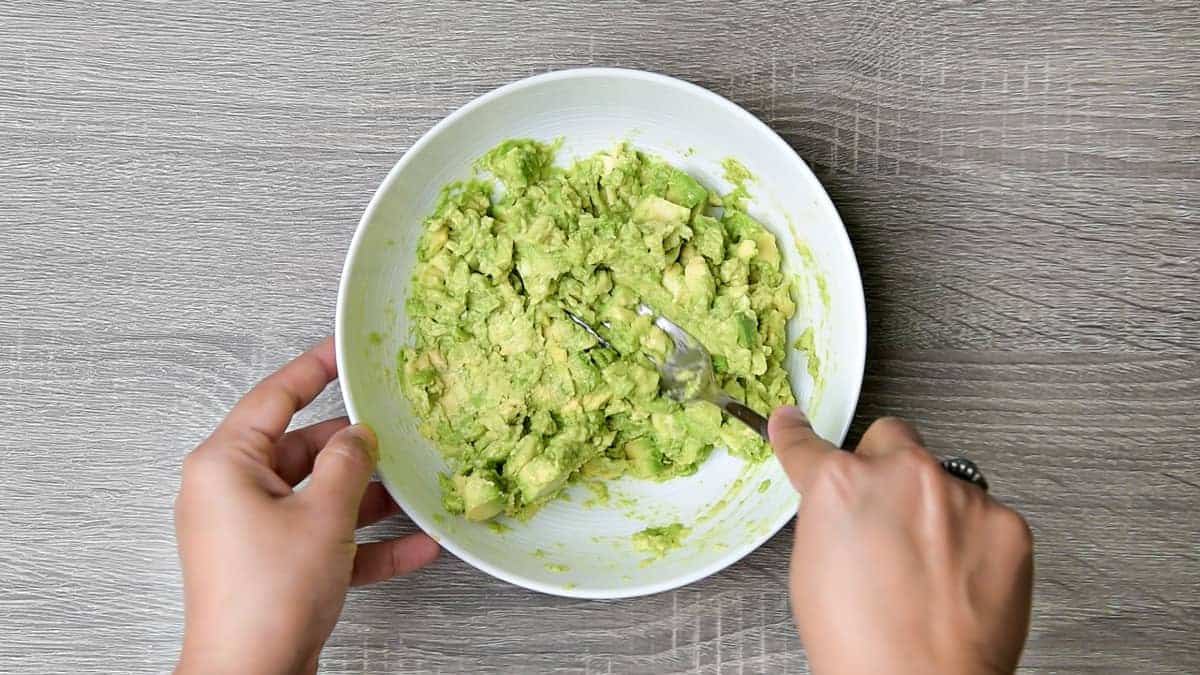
left=347, top=423, right=379, bottom=463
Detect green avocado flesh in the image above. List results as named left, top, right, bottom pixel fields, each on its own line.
left=399, top=139, right=797, bottom=522
left=632, top=523, right=690, bottom=559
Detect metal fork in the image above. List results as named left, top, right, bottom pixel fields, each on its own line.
left=564, top=304, right=770, bottom=440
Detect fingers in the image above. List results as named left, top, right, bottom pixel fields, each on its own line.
left=274, top=416, right=350, bottom=485
left=768, top=406, right=840, bottom=492
left=356, top=482, right=401, bottom=528
left=856, top=416, right=924, bottom=458
left=351, top=533, right=441, bottom=586
left=301, top=424, right=378, bottom=529
left=214, top=338, right=338, bottom=460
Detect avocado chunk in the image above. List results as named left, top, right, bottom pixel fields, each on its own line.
left=624, top=437, right=665, bottom=479
left=515, top=455, right=571, bottom=503
left=665, top=170, right=708, bottom=209
left=735, top=312, right=757, bottom=348
left=453, top=472, right=506, bottom=521
left=633, top=195, right=691, bottom=229
left=632, top=522, right=690, bottom=559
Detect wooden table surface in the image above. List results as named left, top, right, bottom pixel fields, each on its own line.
left=2, top=2, right=1197, bottom=673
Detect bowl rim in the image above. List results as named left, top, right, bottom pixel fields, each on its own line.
left=336, top=67, right=867, bottom=599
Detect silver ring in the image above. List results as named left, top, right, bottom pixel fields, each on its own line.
left=940, top=457, right=988, bottom=491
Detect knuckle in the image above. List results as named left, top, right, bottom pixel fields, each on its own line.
left=871, top=415, right=908, bottom=431
left=180, top=449, right=218, bottom=480
left=896, top=441, right=933, bottom=464
left=810, top=453, right=860, bottom=498
left=324, top=436, right=371, bottom=470
left=174, top=468, right=206, bottom=521
left=388, top=541, right=403, bottom=578
left=992, top=506, right=1034, bottom=547
left=897, top=446, right=942, bottom=483
left=867, top=416, right=920, bottom=442
left=902, top=453, right=961, bottom=521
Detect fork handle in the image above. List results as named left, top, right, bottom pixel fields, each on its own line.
left=715, top=394, right=770, bottom=441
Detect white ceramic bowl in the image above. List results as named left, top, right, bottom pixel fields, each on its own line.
left=336, top=68, right=865, bottom=599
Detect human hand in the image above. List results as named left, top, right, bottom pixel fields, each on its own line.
left=769, top=408, right=1033, bottom=675
left=174, top=338, right=440, bottom=675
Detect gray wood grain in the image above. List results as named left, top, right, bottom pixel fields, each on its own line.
left=1, top=1, right=1197, bottom=673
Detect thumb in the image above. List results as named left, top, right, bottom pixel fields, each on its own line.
left=768, top=406, right=839, bottom=492
left=303, top=423, right=378, bottom=525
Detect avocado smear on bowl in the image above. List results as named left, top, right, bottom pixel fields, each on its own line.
left=398, top=139, right=797, bottom=522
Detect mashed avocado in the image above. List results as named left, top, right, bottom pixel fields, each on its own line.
left=632, top=523, right=690, bottom=559
left=399, top=139, right=796, bottom=521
